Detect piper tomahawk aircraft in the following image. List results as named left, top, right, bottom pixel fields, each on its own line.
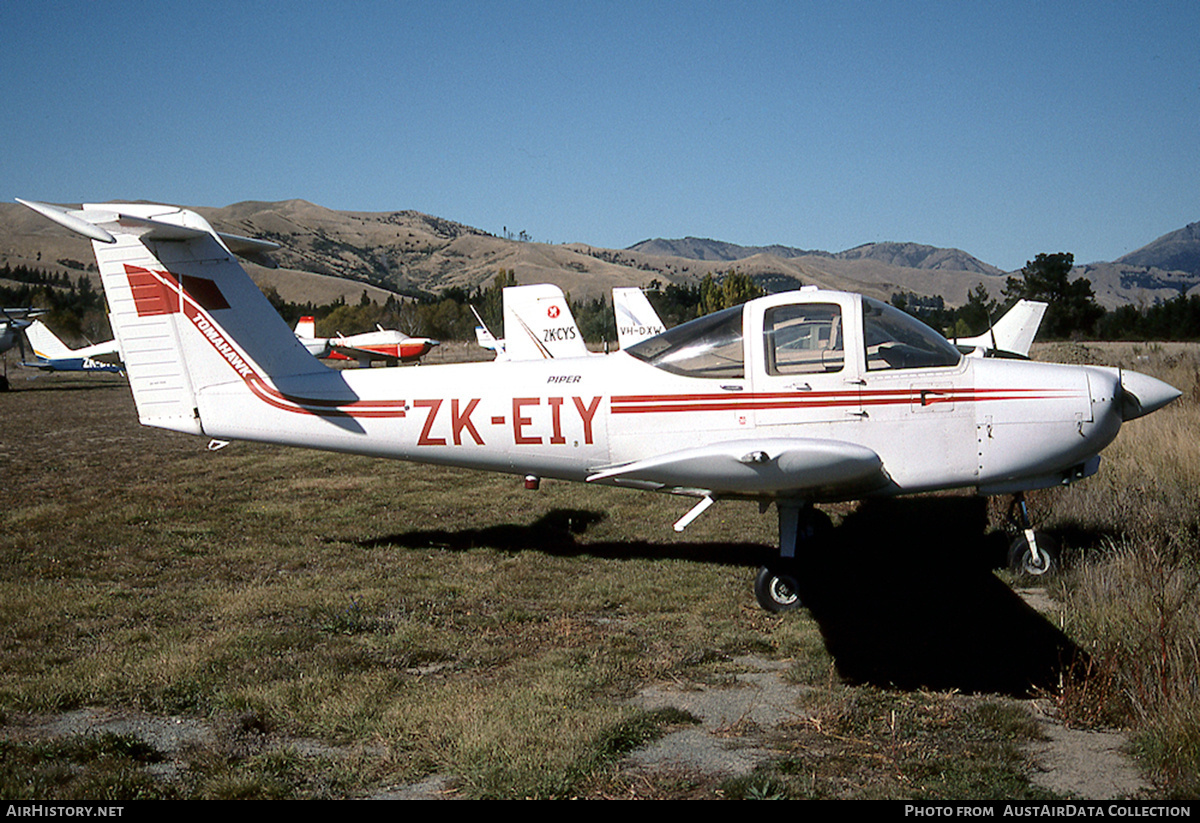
left=20, top=199, right=1183, bottom=611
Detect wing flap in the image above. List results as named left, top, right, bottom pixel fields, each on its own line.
left=587, top=438, right=887, bottom=497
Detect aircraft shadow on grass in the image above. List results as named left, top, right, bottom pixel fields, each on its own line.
left=362, top=496, right=1083, bottom=697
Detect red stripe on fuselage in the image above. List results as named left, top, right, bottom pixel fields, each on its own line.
left=610, top=387, right=1085, bottom=414
left=123, top=265, right=407, bottom=419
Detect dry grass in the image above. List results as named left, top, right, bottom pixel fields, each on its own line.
left=1024, top=343, right=1200, bottom=797
left=3, top=345, right=1197, bottom=798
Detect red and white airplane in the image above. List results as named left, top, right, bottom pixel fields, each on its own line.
left=20, top=199, right=1181, bottom=611
left=293, top=316, right=438, bottom=367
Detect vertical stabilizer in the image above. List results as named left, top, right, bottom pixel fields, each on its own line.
left=20, top=200, right=322, bottom=434
left=501, top=284, right=589, bottom=359
left=23, top=320, right=74, bottom=360
left=613, top=287, right=666, bottom=349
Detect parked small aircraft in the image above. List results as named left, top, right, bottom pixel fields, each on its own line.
left=22, top=320, right=123, bottom=373
left=21, top=199, right=1182, bottom=611
left=955, top=300, right=1048, bottom=359
left=1, top=307, right=43, bottom=356
left=613, top=287, right=666, bottom=349
left=473, top=284, right=589, bottom=361
left=294, top=315, right=439, bottom=367
left=1, top=307, right=46, bottom=390
left=475, top=285, right=666, bottom=361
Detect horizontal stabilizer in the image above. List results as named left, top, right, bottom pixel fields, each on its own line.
left=16, top=200, right=280, bottom=262
left=587, top=438, right=887, bottom=496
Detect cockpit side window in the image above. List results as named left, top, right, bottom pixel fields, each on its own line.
left=862, top=297, right=962, bottom=371
left=764, top=303, right=844, bottom=374
left=625, top=304, right=744, bottom=378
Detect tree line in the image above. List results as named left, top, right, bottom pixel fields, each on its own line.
left=5, top=255, right=1200, bottom=350
left=895, top=252, right=1200, bottom=342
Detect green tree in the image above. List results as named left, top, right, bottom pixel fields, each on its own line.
left=1003, top=252, right=1102, bottom=339
left=956, top=284, right=1000, bottom=337
left=699, top=269, right=765, bottom=314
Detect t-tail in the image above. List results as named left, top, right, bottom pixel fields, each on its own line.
left=17, top=199, right=334, bottom=435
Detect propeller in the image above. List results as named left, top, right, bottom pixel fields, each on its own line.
left=1117, top=368, right=1182, bottom=421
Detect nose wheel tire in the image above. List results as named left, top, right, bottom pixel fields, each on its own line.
left=755, top=565, right=802, bottom=613
left=1008, top=531, right=1058, bottom=576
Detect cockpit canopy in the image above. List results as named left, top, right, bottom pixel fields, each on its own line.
left=625, top=292, right=960, bottom=378
left=625, top=304, right=746, bottom=378
left=861, top=297, right=962, bottom=371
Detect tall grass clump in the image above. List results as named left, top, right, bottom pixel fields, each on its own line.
left=1046, top=344, right=1200, bottom=796
left=1058, top=539, right=1200, bottom=796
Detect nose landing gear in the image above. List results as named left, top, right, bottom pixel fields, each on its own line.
left=1006, top=493, right=1058, bottom=576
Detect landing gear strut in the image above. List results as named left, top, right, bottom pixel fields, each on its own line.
left=753, top=501, right=830, bottom=613
left=1006, top=492, right=1058, bottom=576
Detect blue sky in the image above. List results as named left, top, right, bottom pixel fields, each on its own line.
left=3, top=1, right=1196, bottom=272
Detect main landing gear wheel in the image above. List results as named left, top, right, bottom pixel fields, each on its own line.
left=1007, top=531, right=1059, bottom=576
left=754, top=564, right=802, bottom=613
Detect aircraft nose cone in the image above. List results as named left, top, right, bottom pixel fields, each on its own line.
left=1119, top=370, right=1182, bottom=420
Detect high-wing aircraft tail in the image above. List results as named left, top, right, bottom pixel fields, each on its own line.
left=23, top=320, right=74, bottom=361
left=957, top=300, right=1048, bottom=358
left=22, top=320, right=123, bottom=372
left=613, top=287, right=666, bottom=349
left=18, top=199, right=320, bottom=434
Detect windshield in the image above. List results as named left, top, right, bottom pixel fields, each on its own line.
left=862, top=297, right=962, bottom=371
left=625, top=304, right=744, bottom=378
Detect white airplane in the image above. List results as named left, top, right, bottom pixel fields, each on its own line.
left=475, top=285, right=665, bottom=361
left=955, top=300, right=1048, bottom=359
left=22, top=320, right=124, bottom=373
left=613, top=287, right=666, bottom=349
left=294, top=315, right=439, bottom=367
left=472, top=283, right=589, bottom=361
left=20, top=199, right=1182, bottom=612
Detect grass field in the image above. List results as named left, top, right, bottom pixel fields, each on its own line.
left=0, top=342, right=1196, bottom=799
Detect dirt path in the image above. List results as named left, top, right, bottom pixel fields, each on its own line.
left=621, top=652, right=1149, bottom=799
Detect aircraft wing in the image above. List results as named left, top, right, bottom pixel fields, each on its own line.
left=16, top=199, right=280, bottom=263
left=73, top=338, right=122, bottom=363
left=587, top=437, right=888, bottom=497
left=328, top=342, right=401, bottom=367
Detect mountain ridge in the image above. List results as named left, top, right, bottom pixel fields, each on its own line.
left=2, top=200, right=1198, bottom=310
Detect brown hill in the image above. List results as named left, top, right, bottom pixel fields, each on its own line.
left=3, top=199, right=1196, bottom=309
